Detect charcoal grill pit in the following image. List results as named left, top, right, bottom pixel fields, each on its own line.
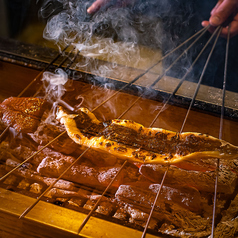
left=0, top=13, right=238, bottom=238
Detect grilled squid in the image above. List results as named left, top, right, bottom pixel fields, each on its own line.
left=57, top=106, right=238, bottom=164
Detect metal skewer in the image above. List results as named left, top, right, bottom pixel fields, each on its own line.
left=179, top=26, right=222, bottom=133
left=0, top=23, right=227, bottom=238
left=118, top=26, right=211, bottom=120
left=78, top=160, right=128, bottom=233
left=0, top=44, right=73, bottom=142
left=211, top=24, right=231, bottom=238
left=141, top=26, right=222, bottom=238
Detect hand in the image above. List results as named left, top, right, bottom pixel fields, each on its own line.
left=202, top=0, right=238, bottom=38
left=87, top=0, right=136, bottom=15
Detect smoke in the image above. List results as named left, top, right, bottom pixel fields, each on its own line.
left=39, top=0, right=210, bottom=86
left=39, top=0, right=165, bottom=80
left=39, top=0, right=224, bottom=119
left=41, top=68, right=74, bottom=123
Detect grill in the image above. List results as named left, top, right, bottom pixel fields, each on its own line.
left=1, top=2, right=238, bottom=238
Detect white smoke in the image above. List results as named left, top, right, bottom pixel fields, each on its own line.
left=41, top=68, right=75, bottom=123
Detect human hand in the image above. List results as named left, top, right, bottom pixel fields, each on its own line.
left=202, top=0, right=238, bottom=38
left=87, top=0, right=136, bottom=15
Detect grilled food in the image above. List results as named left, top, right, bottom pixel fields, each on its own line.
left=0, top=97, right=47, bottom=133
left=57, top=106, right=238, bottom=164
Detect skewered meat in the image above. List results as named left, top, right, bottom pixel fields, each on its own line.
left=57, top=106, right=238, bottom=164
left=0, top=97, right=48, bottom=133
left=29, top=123, right=118, bottom=166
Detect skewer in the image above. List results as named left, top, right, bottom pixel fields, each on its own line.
left=0, top=44, right=73, bottom=141
left=179, top=26, right=222, bottom=133
left=78, top=160, right=128, bottom=233
left=0, top=131, right=66, bottom=183
left=118, top=26, right=211, bottom=120
left=150, top=25, right=209, bottom=88
left=92, top=27, right=209, bottom=113
left=19, top=146, right=90, bottom=219
left=141, top=165, right=170, bottom=238
left=211, top=24, right=231, bottom=238
left=149, top=26, right=220, bottom=127
left=0, top=24, right=221, bottom=237
left=141, top=27, right=222, bottom=238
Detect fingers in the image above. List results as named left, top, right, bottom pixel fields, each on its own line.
left=87, top=0, right=109, bottom=14
left=209, top=0, right=238, bottom=27
left=202, top=15, right=238, bottom=38
left=211, top=0, right=223, bottom=15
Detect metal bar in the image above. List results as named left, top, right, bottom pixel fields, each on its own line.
left=19, top=147, right=90, bottom=219
left=78, top=160, right=128, bottom=234
left=141, top=165, right=170, bottom=238
left=0, top=131, right=66, bottom=182
left=179, top=26, right=222, bottom=134
left=142, top=26, right=221, bottom=238
left=149, top=26, right=221, bottom=128
left=150, top=25, right=209, bottom=88
left=211, top=24, right=231, bottom=238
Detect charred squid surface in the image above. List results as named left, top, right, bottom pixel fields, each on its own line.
left=0, top=97, right=49, bottom=133
left=57, top=106, right=238, bottom=164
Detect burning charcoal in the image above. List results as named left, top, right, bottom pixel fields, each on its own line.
left=17, top=179, right=30, bottom=190
left=127, top=206, right=158, bottom=230
left=96, top=201, right=115, bottom=216
left=0, top=97, right=48, bottom=133
left=29, top=183, right=43, bottom=194
left=213, top=218, right=238, bottom=238
left=139, top=164, right=237, bottom=194
left=29, top=123, right=79, bottom=155
left=115, top=184, right=201, bottom=213
left=113, top=207, right=128, bottom=221
left=67, top=197, right=87, bottom=208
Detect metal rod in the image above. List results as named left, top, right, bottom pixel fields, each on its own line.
left=150, top=25, right=209, bottom=88
left=92, top=26, right=210, bottom=113
left=149, top=27, right=220, bottom=128
left=211, top=24, right=231, bottom=238
left=0, top=131, right=66, bottom=182
left=78, top=160, right=128, bottom=234
left=0, top=44, right=72, bottom=140
left=19, top=147, right=90, bottom=219
left=141, top=165, right=170, bottom=238
left=179, top=26, right=222, bottom=134
left=115, top=26, right=211, bottom=120
left=18, top=44, right=71, bottom=98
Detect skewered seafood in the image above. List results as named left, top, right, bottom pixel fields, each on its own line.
left=57, top=106, right=238, bottom=164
